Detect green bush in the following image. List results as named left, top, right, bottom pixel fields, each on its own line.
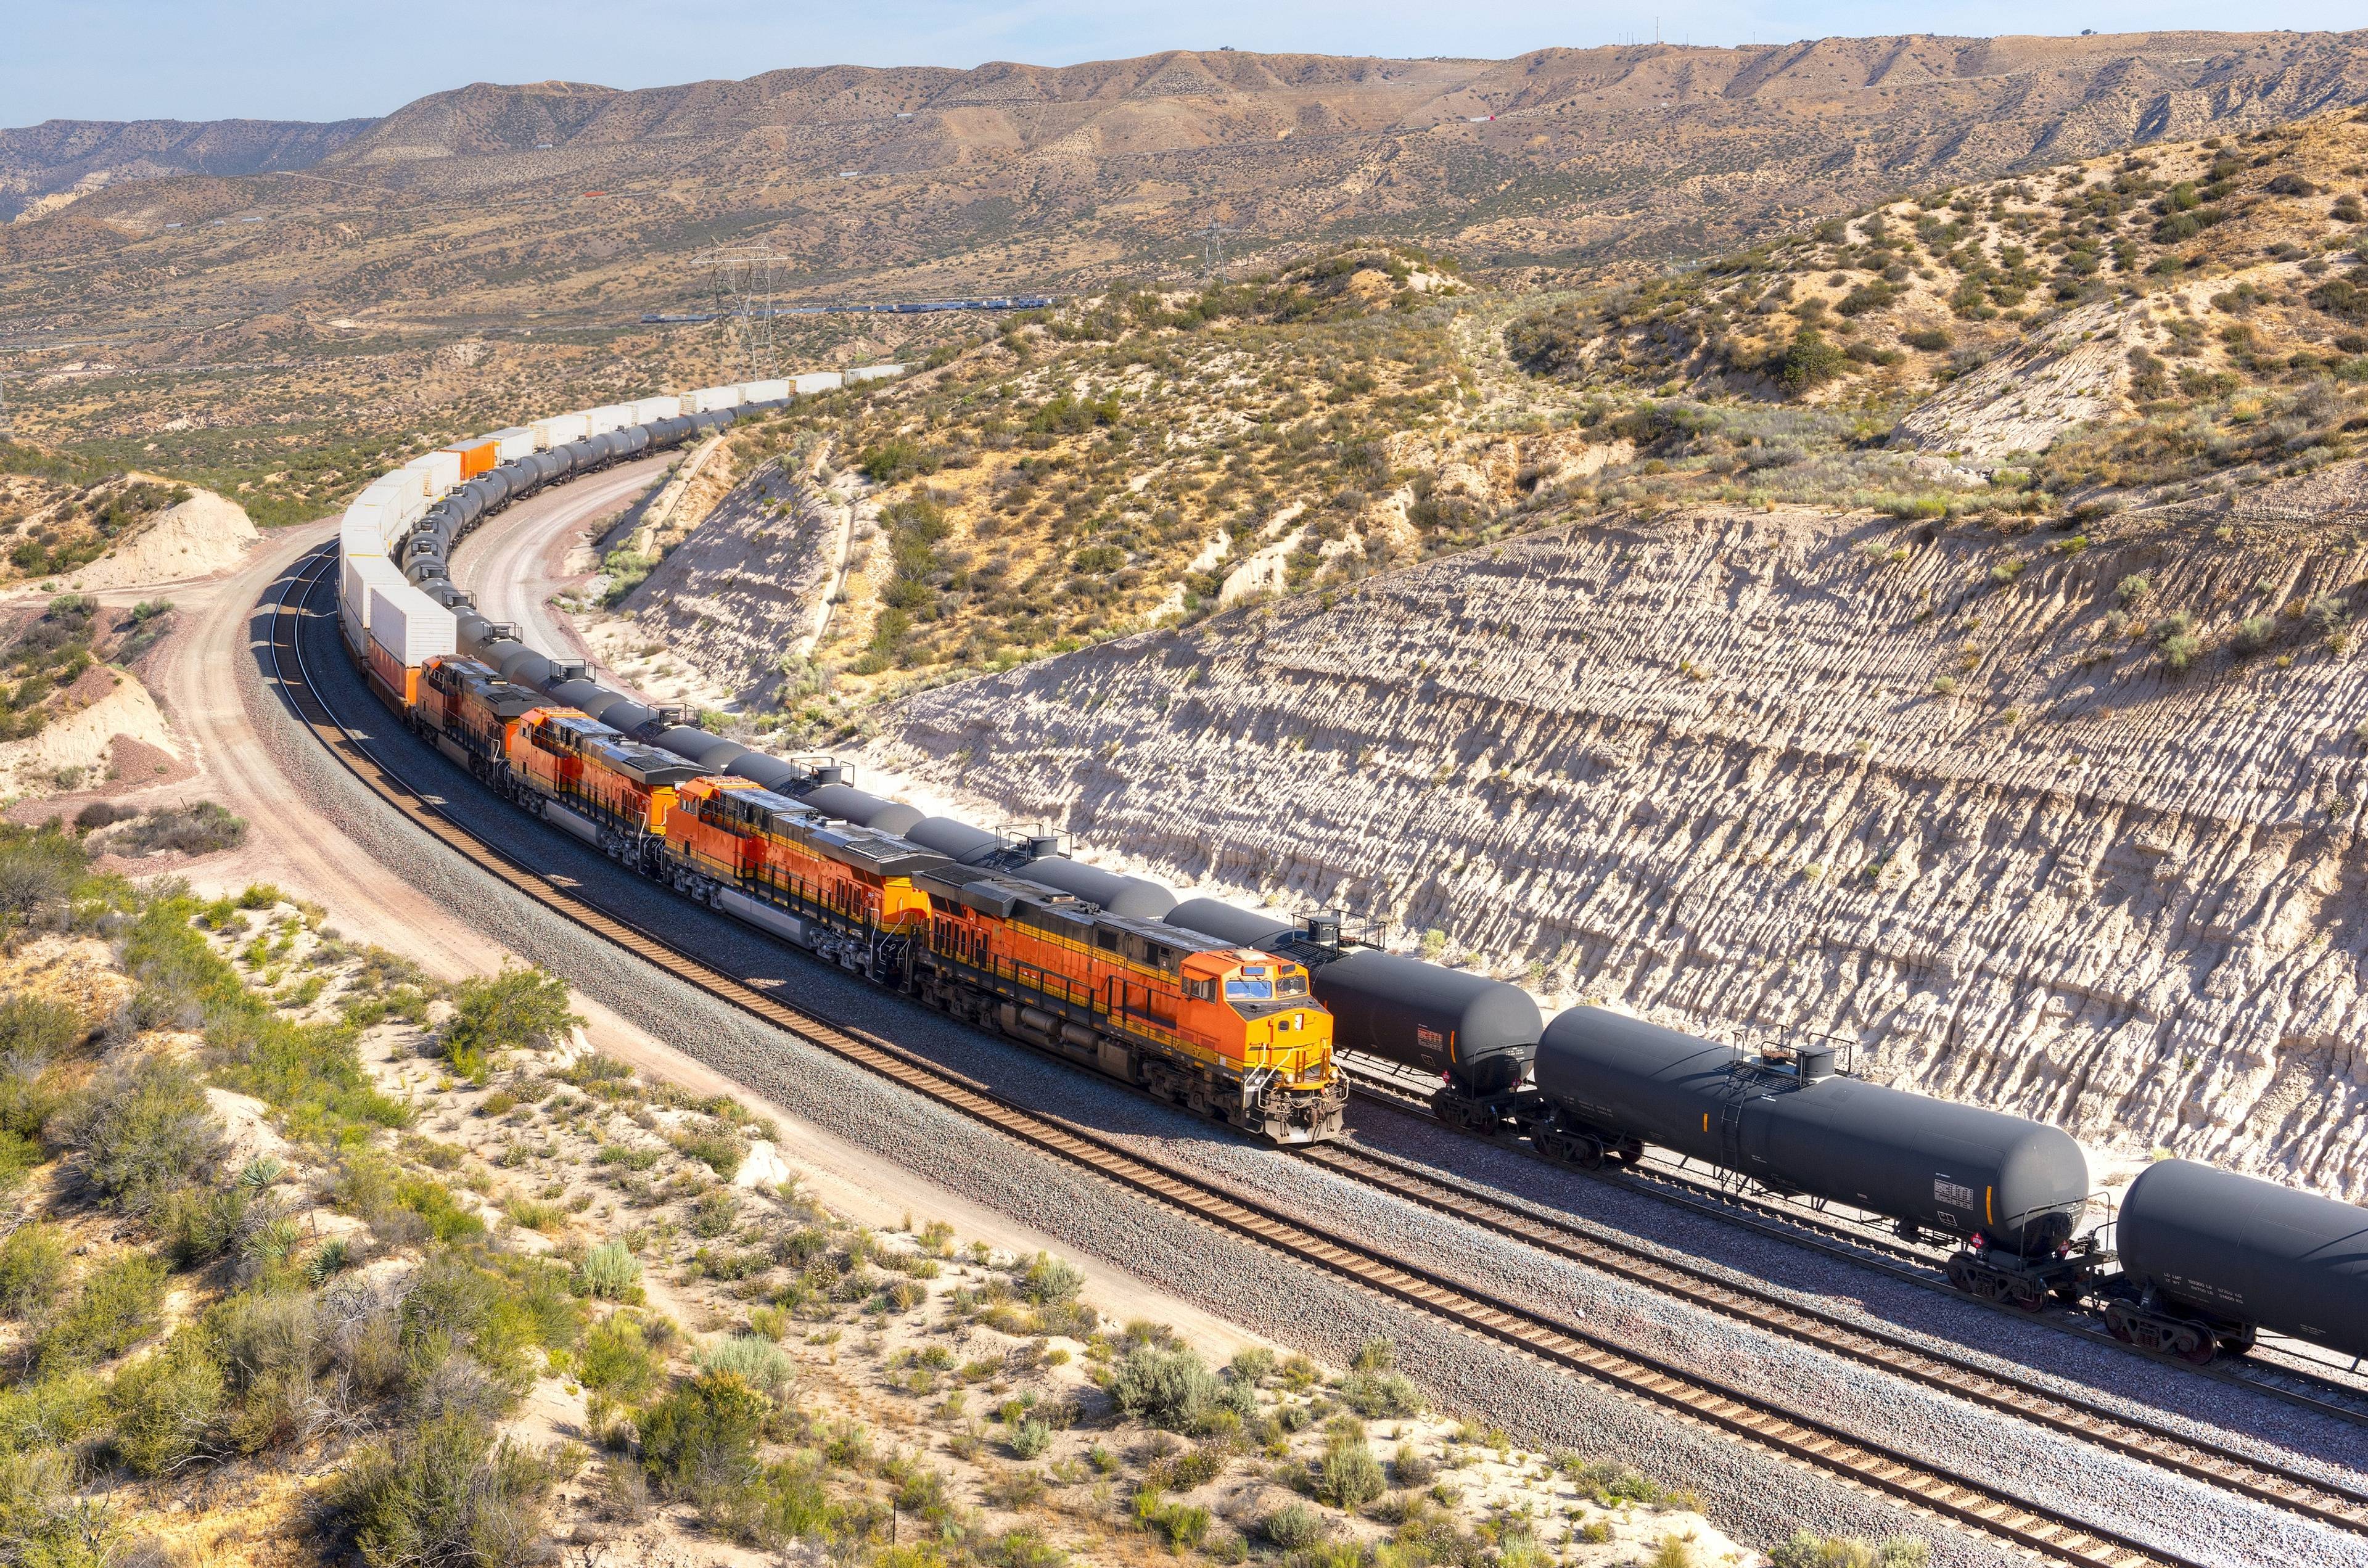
left=1769, top=1530, right=1933, bottom=1568
left=331, top=1411, right=559, bottom=1568
left=0, top=827, right=87, bottom=937
left=0, top=1223, right=67, bottom=1320
left=1315, top=1428, right=1386, bottom=1510
left=56, top=1056, right=224, bottom=1216
left=1008, top=1416, right=1051, bottom=1459
left=1263, top=1502, right=1331, bottom=1549
left=696, top=1334, right=797, bottom=1398
left=1339, top=1368, right=1423, bottom=1418
left=580, top=1242, right=642, bottom=1302
left=1019, top=1252, right=1084, bottom=1304
left=108, top=1328, right=226, bottom=1477
left=36, top=1251, right=168, bottom=1370
left=578, top=1314, right=662, bottom=1404
left=440, top=966, right=579, bottom=1083
left=1108, top=1344, right=1249, bottom=1431
left=639, top=1371, right=768, bottom=1506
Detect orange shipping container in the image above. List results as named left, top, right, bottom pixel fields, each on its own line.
left=444, top=440, right=497, bottom=480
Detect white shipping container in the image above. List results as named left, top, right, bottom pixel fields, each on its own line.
left=585, top=405, right=633, bottom=436
left=403, top=450, right=462, bottom=496
left=741, top=379, right=790, bottom=403
left=369, top=581, right=458, bottom=668
left=684, top=385, right=743, bottom=414
left=844, top=363, right=906, bottom=384
left=631, top=396, right=681, bottom=423
left=532, top=413, right=591, bottom=448
left=342, top=554, right=407, bottom=634
left=488, top=427, right=536, bottom=461
left=791, top=372, right=843, bottom=395
left=340, top=519, right=386, bottom=562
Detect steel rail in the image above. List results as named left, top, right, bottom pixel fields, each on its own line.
left=266, top=544, right=2218, bottom=1568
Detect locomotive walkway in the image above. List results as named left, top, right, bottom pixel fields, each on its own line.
left=268, top=540, right=2212, bottom=1568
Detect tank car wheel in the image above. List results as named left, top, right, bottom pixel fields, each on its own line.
left=1574, top=1136, right=1607, bottom=1172
left=2178, top=1328, right=2217, bottom=1367
left=1943, top=1258, right=1973, bottom=1294
left=1612, top=1138, right=1643, bottom=1165
left=2010, top=1282, right=2048, bottom=1313
left=1534, top=1131, right=1572, bottom=1163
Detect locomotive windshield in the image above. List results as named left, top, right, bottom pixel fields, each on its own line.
left=1227, top=967, right=1275, bottom=1000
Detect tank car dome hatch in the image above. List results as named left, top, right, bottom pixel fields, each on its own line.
left=2116, top=1159, right=2368, bottom=1360
left=1536, top=1008, right=2089, bottom=1257
left=1021, top=857, right=1176, bottom=918
left=1313, top=950, right=1539, bottom=1094
left=802, top=784, right=924, bottom=835
left=1166, top=897, right=1297, bottom=950
left=906, top=816, right=1006, bottom=865
left=727, top=753, right=802, bottom=791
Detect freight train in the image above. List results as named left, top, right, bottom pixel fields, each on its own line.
left=336, top=387, right=2368, bottom=1371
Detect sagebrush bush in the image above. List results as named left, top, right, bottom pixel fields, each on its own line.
left=580, top=1242, right=641, bottom=1301
left=0, top=1223, right=65, bottom=1320
left=331, top=1411, right=559, bottom=1568
left=1770, top=1530, right=1933, bottom=1568
left=1108, top=1343, right=1251, bottom=1431
left=696, top=1333, right=797, bottom=1398
left=1315, top=1429, right=1387, bottom=1510
left=36, top=1250, right=167, bottom=1370
left=1264, top=1501, right=1331, bottom=1549
left=56, top=1056, right=224, bottom=1217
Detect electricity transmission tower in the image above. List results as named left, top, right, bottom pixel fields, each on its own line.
left=1198, top=218, right=1245, bottom=282
left=693, top=245, right=788, bottom=384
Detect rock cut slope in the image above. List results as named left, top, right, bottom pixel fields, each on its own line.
left=871, top=502, right=2368, bottom=1201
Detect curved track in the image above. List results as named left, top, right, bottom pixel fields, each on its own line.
left=270, top=541, right=2222, bottom=1568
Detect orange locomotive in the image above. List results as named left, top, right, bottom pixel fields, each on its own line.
left=414, top=656, right=543, bottom=783
left=407, top=691, right=1346, bottom=1143
left=659, top=774, right=1344, bottom=1141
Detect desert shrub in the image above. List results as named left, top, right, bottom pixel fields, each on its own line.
left=0, top=827, right=86, bottom=938
left=1392, top=1443, right=1437, bottom=1486
left=0, top=1224, right=66, bottom=1320
left=580, top=1242, right=642, bottom=1301
left=54, top=1056, right=223, bottom=1216
left=108, top=1327, right=226, bottom=1477
left=72, top=800, right=134, bottom=832
left=111, top=802, right=246, bottom=859
left=1339, top=1368, right=1423, bottom=1418
left=1774, top=327, right=1846, bottom=390
left=1315, top=1428, right=1386, bottom=1510
left=1264, top=1502, right=1332, bottom=1550
left=0, top=1446, right=117, bottom=1564
left=639, top=1371, right=768, bottom=1508
left=1108, top=1344, right=1250, bottom=1432
left=439, top=966, right=578, bottom=1083
left=1008, top=1416, right=1052, bottom=1459
left=1019, top=1252, right=1084, bottom=1304
left=1770, top=1530, right=1933, bottom=1568
left=155, top=1182, right=249, bottom=1267
left=577, top=1313, right=663, bottom=1405
left=36, top=1251, right=168, bottom=1370
left=696, top=1334, right=797, bottom=1398
left=670, top=1126, right=747, bottom=1180
left=329, top=1411, right=559, bottom=1568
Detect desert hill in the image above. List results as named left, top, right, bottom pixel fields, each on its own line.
left=10, top=34, right=2368, bottom=520
left=0, top=114, right=369, bottom=221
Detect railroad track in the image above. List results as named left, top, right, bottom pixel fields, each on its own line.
left=1302, top=1140, right=2368, bottom=1540
left=1344, top=1057, right=2368, bottom=1427
left=268, top=545, right=2218, bottom=1568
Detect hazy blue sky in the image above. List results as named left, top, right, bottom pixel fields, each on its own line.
left=6, top=0, right=2363, bottom=125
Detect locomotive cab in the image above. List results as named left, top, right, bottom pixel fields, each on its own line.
left=1180, top=951, right=1330, bottom=1090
